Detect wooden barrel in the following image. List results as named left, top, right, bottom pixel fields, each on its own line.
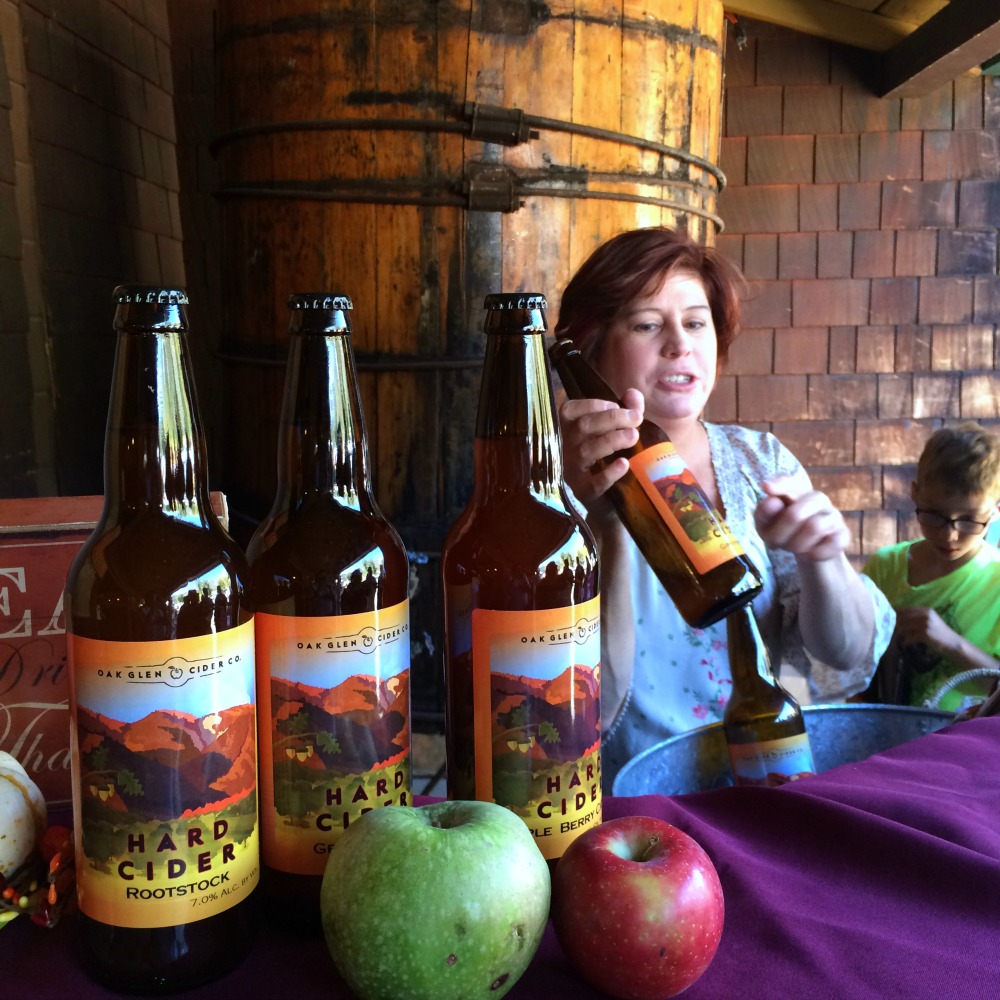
left=213, top=1, right=726, bottom=716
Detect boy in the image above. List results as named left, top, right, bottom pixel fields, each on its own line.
left=864, top=422, right=1000, bottom=712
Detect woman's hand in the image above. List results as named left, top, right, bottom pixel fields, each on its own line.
left=754, top=472, right=874, bottom=671
left=557, top=388, right=644, bottom=510
left=753, top=474, right=852, bottom=563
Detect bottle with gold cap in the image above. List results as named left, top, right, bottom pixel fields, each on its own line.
left=247, top=293, right=411, bottom=930
left=442, top=293, right=602, bottom=864
left=65, top=285, right=258, bottom=991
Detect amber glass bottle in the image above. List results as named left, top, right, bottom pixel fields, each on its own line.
left=549, top=337, right=762, bottom=629
left=723, top=604, right=815, bottom=787
left=442, top=294, right=601, bottom=864
left=65, top=286, right=258, bottom=993
left=246, top=294, right=410, bottom=928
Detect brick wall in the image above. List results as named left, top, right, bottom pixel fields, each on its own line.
left=0, top=0, right=51, bottom=496
left=708, top=19, right=1000, bottom=565
left=12, top=0, right=185, bottom=496
left=0, top=4, right=30, bottom=496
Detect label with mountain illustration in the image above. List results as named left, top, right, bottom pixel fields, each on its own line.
left=727, top=732, right=816, bottom=787
left=68, top=621, right=258, bottom=928
left=471, top=599, right=601, bottom=860
left=255, top=601, right=410, bottom=875
left=630, top=441, right=747, bottom=574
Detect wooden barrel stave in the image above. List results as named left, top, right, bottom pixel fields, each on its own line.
left=215, top=0, right=726, bottom=537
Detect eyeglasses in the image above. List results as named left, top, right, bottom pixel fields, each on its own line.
left=914, top=508, right=997, bottom=536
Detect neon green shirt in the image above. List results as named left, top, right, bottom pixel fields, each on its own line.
left=863, top=540, right=1000, bottom=711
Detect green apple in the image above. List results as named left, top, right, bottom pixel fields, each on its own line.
left=320, top=800, right=550, bottom=1000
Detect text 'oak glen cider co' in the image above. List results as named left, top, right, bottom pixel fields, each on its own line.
left=442, top=294, right=602, bottom=863
left=549, top=338, right=762, bottom=629
left=247, top=294, right=410, bottom=928
left=64, top=287, right=259, bottom=992
left=723, top=604, right=815, bottom=787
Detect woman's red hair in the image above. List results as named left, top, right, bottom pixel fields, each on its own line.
left=555, top=227, right=745, bottom=366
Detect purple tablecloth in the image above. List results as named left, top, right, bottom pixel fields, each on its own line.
left=6, top=715, right=1000, bottom=999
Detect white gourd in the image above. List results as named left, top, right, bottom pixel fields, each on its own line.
left=0, top=751, right=47, bottom=876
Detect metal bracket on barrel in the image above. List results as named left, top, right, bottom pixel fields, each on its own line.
left=462, top=164, right=523, bottom=212
left=463, top=102, right=539, bottom=146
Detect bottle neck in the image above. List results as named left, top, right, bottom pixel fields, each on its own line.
left=103, top=325, right=211, bottom=521
left=473, top=329, right=564, bottom=497
left=551, top=338, right=673, bottom=452
left=726, top=605, right=776, bottom=685
left=550, top=338, right=618, bottom=406
left=273, top=330, right=370, bottom=507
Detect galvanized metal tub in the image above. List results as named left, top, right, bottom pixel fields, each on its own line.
left=612, top=704, right=954, bottom=797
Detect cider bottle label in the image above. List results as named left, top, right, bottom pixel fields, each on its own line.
left=727, top=733, right=816, bottom=787
left=630, top=441, right=748, bottom=574
left=255, top=601, right=411, bottom=875
left=468, top=598, right=602, bottom=860
left=68, top=620, right=259, bottom=928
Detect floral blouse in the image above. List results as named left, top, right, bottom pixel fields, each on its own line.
left=600, top=423, right=896, bottom=788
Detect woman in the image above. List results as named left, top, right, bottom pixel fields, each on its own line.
left=555, top=227, right=895, bottom=785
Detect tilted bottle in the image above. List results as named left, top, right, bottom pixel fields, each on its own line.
left=65, top=286, right=258, bottom=992
left=549, top=337, right=762, bottom=629
left=246, top=294, right=410, bottom=926
left=442, top=294, right=602, bottom=864
left=723, top=604, right=815, bottom=787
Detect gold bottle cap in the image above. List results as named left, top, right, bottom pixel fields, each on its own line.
left=287, top=293, right=353, bottom=311
left=483, top=293, right=547, bottom=311
left=113, top=285, right=189, bottom=305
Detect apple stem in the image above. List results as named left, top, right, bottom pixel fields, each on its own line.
left=638, top=834, right=660, bottom=862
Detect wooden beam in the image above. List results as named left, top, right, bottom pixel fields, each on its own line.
left=722, top=0, right=915, bottom=52
left=879, top=0, right=1000, bottom=97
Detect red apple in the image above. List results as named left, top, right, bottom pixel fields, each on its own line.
left=551, top=815, right=724, bottom=1000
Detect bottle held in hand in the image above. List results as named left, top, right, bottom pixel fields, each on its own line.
left=723, top=605, right=815, bottom=787
left=549, top=337, right=762, bottom=629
